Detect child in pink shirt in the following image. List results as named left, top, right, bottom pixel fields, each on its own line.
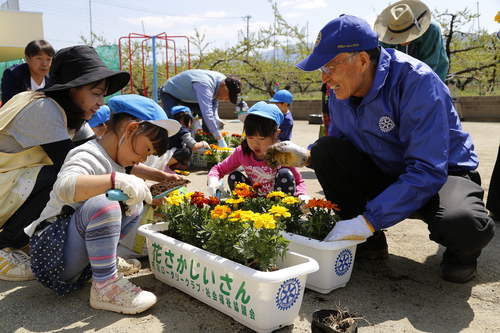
left=207, top=101, right=308, bottom=200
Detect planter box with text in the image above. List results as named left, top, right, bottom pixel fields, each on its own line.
left=139, top=222, right=319, bottom=333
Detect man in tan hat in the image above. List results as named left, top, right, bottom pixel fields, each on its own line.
left=373, top=0, right=449, bottom=82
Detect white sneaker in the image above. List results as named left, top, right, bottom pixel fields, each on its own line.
left=90, top=274, right=157, bottom=314
left=0, top=247, right=36, bottom=281
left=116, top=256, right=141, bottom=276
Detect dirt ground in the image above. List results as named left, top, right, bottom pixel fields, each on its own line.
left=1, top=119, right=499, bottom=333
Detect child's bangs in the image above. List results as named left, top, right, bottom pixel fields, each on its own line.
left=139, top=123, right=170, bottom=156
left=243, top=114, right=277, bottom=137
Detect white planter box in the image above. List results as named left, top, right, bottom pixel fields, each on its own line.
left=138, top=223, right=319, bottom=333
left=190, top=147, right=235, bottom=168
left=284, top=232, right=365, bottom=294
left=190, top=148, right=209, bottom=167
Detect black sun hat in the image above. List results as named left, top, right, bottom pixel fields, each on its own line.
left=40, top=45, right=130, bottom=96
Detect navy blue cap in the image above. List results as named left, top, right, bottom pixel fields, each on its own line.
left=88, top=105, right=110, bottom=128
left=238, top=101, right=284, bottom=126
left=296, top=15, right=379, bottom=71
left=108, top=94, right=180, bottom=137
left=269, top=90, right=293, bottom=104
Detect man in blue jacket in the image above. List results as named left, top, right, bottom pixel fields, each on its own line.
left=1, top=40, right=55, bottom=105
left=265, top=14, right=494, bottom=284
left=374, top=0, right=449, bottom=82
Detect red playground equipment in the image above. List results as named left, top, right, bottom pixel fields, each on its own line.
left=118, top=33, right=190, bottom=102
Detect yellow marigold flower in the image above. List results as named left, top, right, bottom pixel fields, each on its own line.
left=235, top=183, right=251, bottom=191
left=282, top=196, right=299, bottom=204
left=495, top=11, right=500, bottom=24
left=222, top=147, right=232, bottom=151
left=226, top=197, right=245, bottom=209
left=269, top=205, right=291, bottom=218
left=226, top=197, right=245, bottom=205
left=239, top=210, right=257, bottom=222
left=185, top=192, right=194, bottom=200
left=166, top=195, right=183, bottom=206
left=211, top=205, right=232, bottom=219
left=267, top=191, right=285, bottom=199
left=254, top=213, right=276, bottom=229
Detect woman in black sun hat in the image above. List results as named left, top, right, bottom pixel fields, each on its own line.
left=0, top=45, right=129, bottom=282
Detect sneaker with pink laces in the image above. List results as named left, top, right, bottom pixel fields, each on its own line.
left=116, top=256, right=141, bottom=276
left=90, top=274, right=157, bottom=314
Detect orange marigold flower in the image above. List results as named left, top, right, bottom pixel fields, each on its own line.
left=211, top=205, right=232, bottom=219
left=305, top=198, right=320, bottom=208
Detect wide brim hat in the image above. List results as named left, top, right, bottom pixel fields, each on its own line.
left=108, top=94, right=180, bottom=137
left=238, top=101, right=284, bottom=126
left=374, top=0, right=431, bottom=45
left=40, top=45, right=130, bottom=96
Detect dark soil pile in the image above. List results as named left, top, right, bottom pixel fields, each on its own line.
left=150, top=178, right=191, bottom=197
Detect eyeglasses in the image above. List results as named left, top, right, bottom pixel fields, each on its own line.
left=319, top=54, right=358, bottom=75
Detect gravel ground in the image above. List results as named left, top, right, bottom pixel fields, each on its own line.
left=1, top=119, right=499, bottom=333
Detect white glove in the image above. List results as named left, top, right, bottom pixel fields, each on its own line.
left=114, top=172, right=153, bottom=206
left=297, top=194, right=311, bottom=214
left=202, top=141, right=210, bottom=149
left=297, top=194, right=311, bottom=205
left=217, top=138, right=228, bottom=148
left=207, top=177, right=224, bottom=197
left=264, top=141, right=308, bottom=169
left=323, top=215, right=374, bottom=242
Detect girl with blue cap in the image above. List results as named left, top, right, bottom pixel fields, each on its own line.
left=207, top=101, right=309, bottom=201
left=25, top=94, right=181, bottom=314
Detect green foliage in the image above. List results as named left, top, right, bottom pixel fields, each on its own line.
left=161, top=187, right=291, bottom=272
left=81, top=3, right=500, bottom=99
left=436, top=8, right=500, bottom=93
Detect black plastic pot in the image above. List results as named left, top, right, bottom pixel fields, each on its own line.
left=311, top=309, right=358, bottom=333
left=308, top=114, right=324, bottom=124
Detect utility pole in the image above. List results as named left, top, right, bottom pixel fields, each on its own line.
left=242, top=15, right=252, bottom=41
left=89, top=0, right=93, bottom=45
left=273, top=2, right=276, bottom=73
left=476, top=2, right=480, bottom=31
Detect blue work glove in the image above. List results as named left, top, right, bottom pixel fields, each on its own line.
left=217, top=138, right=228, bottom=148
left=323, top=215, right=374, bottom=242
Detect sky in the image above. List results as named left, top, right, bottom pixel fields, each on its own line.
left=15, top=0, right=500, bottom=53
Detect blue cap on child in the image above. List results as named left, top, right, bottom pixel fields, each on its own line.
left=269, top=90, right=293, bottom=104
left=88, top=105, right=111, bottom=128
left=108, top=94, right=180, bottom=137
left=171, top=105, right=195, bottom=121
left=238, top=101, right=284, bottom=126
